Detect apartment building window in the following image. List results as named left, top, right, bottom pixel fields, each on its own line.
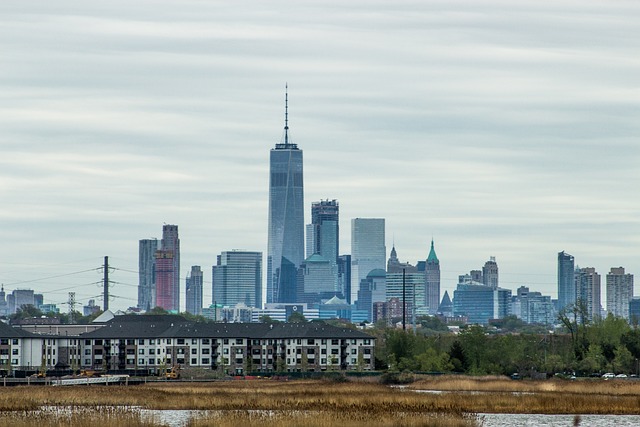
left=235, top=339, right=243, bottom=345
left=202, top=358, right=209, bottom=365
left=126, top=340, right=135, bottom=345
left=139, top=349, right=145, bottom=355
left=139, top=339, right=145, bottom=345
left=364, top=339, right=371, bottom=345
left=331, top=339, right=339, bottom=345
left=202, top=339, right=210, bottom=345
left=191, top=358, right=197, bottom=365
left=192, top=339, right=198, bottom=345
left=177, top=339, right=185, bottom=345
left=191, top=349, right=197, bottom=355
left=12, top=339, right=18, bottom=345
left=149, top=349, right=156, bottom=355
left=307, top=339, right=315, bottom=345
left=138, top=358, right=145, bottom=365
left=12, top=349, right=18, bottom=355
left=202, top=349, right=210, bottom=355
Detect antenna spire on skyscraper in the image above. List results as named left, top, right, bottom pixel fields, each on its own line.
left=284, top=83, right=289, bottom=145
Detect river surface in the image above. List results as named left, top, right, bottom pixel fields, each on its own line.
left=139, top=409, right=640, bottom=427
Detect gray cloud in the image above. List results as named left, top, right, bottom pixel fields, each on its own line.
left=1, top=0, right=638, bottom=309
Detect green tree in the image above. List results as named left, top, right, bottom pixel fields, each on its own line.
left=287, top=311, right=307, bottom=323
left=259, top=315, right=280, bottom=324
left=146, top=306, right=169, bottom=315
left=459, top=325, right=489, bottom=374
left=613, top=344, right=634, bottom=374
left=558, top=300, right=590, bottom=361
left=415, top=348, right=453, bottom=372
left=10, top=305, right=43, bottom=322
left=448, top=340, right=466, bottom=372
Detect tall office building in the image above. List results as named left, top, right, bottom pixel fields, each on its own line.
left=155, top=250, right=176, bottom=311
left=350, top=218, right=386, bottom=304
left=138, top=239, right=159, bottom=311
left=267, top=89, right=304, bottom=304
left=425, top=239, right=440, bottom=315
left=606, top=267, right=634, bottom=320
left=213, top=251, right=263, bottom=308
left=307, top=200, right=339, bottom=263
left=482, top=256, right=499, bottom=289
left=338, top=254, right=351, bottom=302
left=557, top=251, right=576, bottom=312
left=453, top=281, right=512, bottom=325
left=185, top=266, right=203, bottom=315
left=575, top=267, right=601, bottom=321
left=161, top=225, right=180, bottom=311
left=385, top=250, right=425, bottom=320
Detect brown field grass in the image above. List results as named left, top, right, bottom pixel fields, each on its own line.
left=0, top=377, right=638, bottom=426
left=0, top=406, right=158, bottom=427
left=408, top=375, right=640, bottom=414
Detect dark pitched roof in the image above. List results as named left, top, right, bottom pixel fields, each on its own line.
left=0, top=321, right=35, bottom=338
left=78, top=315, right=375, bottom=340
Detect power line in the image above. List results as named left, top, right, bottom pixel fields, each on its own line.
left=3, top=268, right=101, bottom=287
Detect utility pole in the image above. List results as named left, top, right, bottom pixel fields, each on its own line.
left=103, top=256, right=109, bottom=311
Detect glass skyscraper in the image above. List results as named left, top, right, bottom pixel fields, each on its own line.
left=557, top=251, right=575, bottom=312
left=185, top=265, right=203, bottom=315
left=267, top=89, right=304, bottom=304
left=213, top=251, right=263, bottom=308
left=350, top=218, right=386, bottom=305
left=138, top=238, right=159, bottom=311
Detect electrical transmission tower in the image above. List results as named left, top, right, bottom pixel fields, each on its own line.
left=68, top=292, right=76, bottom=324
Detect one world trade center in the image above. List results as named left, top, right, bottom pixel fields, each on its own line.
left=266, top=87, right=304, bottom=305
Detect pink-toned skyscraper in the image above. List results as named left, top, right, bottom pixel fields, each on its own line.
left=155, top=224, right=180, bottom=311
left=155, top=250, right=175, bottom=310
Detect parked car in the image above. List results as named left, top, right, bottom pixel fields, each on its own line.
left=615, top=374, right=628, bottom=378
left=602, top=373, right=615, bottom=379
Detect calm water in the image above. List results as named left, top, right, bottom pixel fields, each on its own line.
left=139, top=409, right=640, bottom=427
left=480, top=414, right=640, bottom=427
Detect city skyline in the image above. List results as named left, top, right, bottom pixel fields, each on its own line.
left=1, top=1, right=639, bottom=310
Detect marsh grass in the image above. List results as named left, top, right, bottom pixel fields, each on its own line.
left=0, top=376, right=638, bottom=427
left=0, top=406, right=159, bottom=427
left=408, top=376, right=640, bottom=414
left=186, top=410, right=476, bottom=427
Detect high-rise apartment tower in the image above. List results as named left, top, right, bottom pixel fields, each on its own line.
left=606, top=267, right=634, bottom=320
left=162, top=225, right=180, bottom=310
left=185, top=266, right=203, bottom=315
left=557, top=251, right=576, bottom=312
left=138, top=238, right=159, bottom=311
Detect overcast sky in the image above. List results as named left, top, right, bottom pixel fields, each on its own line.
left=1, top=0, right=638, bottom=312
